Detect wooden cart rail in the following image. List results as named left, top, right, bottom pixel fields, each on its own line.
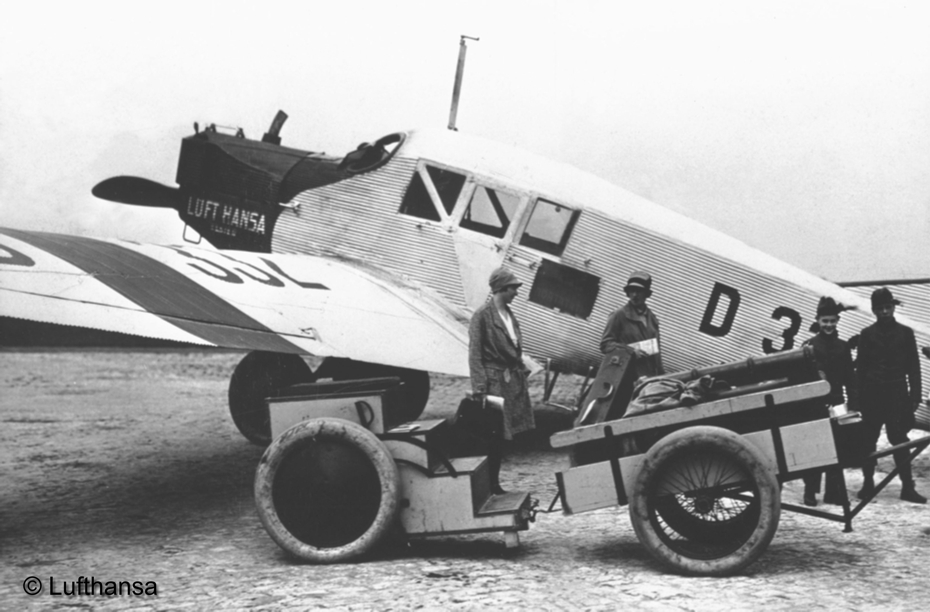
left=550, top=379, right=831, bottom=448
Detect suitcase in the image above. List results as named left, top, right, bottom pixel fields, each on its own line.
left=575, top=347, right=636, bottom=427
left=571, top=347, right=638, bottom=466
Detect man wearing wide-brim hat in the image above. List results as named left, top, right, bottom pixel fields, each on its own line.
left=600, top=271, right=664, bottom=379
left=856, top=287, right=925, bottom=504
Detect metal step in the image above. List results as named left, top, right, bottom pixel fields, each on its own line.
left=432, top=455, right=486, bottom=476
left=477, top=491, right=530, bottom=516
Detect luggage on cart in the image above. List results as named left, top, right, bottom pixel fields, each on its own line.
left=571, top=347, right=636, bottom=466
left=575, top=347, right=636, bottom=427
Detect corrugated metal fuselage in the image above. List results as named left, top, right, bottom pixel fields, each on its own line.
left=270, top=130, right=930, bottom=384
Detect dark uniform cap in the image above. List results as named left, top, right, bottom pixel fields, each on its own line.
left=871, top=287, right=901, bottom=309
left=489, top=267, right=522, bottom=293
left=624, top=271, right=653, bottom=295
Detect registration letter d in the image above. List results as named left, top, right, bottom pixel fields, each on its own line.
left=699, top=282, right=741, bottom=337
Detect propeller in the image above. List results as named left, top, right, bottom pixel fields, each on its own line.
left=92, top=176, right=181, bottom=209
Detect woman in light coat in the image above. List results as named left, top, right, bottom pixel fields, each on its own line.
left=468, top=267, right=535, bottom=494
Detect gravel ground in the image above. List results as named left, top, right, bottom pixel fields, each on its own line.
left=1, top=350, right=929, bottom=611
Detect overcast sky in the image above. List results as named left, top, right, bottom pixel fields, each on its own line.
left=1, top=0, right=928, bottom=282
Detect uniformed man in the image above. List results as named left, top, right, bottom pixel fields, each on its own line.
left=600, top=271, right=664, bottom=379
left=857, top=287, right=925, bottom=504
left=802, top=297, right=859, bottom=506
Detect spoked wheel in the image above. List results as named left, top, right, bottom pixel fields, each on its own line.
left=255, top=417, right=399, bottom=563
left=651, top=469, right=760, bottom=545
left=630, top=426, right=780, bottom=576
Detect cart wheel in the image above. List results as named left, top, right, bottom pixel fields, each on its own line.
left=629, top=426, right=780, bottom=576
left=228, top=351, right=314, bottom=446
left=254, top=417, right=400, bottom=563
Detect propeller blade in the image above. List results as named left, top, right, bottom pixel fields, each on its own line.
left=92, top=176, right=180, bottom=208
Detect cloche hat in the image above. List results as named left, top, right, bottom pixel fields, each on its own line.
left=489, top=267, right=522, bottom=293
left=624, top=271, right=652, bottom=296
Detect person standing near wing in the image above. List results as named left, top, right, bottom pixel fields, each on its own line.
left=600, top=271, right=664, bottom=378
left=468, top=267, right=535, bottom=495
left=857, top=287, right=925, bottom=504
left=801, top=297, right=859, bottom=506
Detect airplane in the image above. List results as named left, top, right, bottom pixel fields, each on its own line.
left=2, top=110, right=928, bottom=448
left=838, top=279, right=930, bottom=344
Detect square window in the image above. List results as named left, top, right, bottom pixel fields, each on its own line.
left=519, top=199, right=579, bottom=256
left=460, top=186, right=521, bottom=238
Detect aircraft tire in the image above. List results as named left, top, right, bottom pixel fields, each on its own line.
left=228, top=351, right=314, bottom=446
left=629, top=426, right=780, bottom=576
left=254, top=417, right=400, bottom=563
left=315, top=357, right=430, bottom=422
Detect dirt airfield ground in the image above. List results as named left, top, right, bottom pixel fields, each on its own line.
left=1, top=350, right=929, bottom=611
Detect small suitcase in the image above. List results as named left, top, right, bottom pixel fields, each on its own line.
left=571, top=347, right=638, bottom=467
left=575, top=347, right=636, bottom=427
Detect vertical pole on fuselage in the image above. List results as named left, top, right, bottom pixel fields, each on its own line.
left=448, top=35, right=479, bottom=131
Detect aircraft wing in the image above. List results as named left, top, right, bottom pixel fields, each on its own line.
left=0, top=228, right=471, bottom=376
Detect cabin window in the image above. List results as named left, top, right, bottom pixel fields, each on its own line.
left=399, top=164, right=465, bottom=221
left=519, top=198, right=579, bottom=256
left=399, top=172, right=440, bottom=221
left=427, top=166, right=465, bottom=215
left=528, top=258, right=600, bottom=319
left=460, top=186, right=521, bottom=238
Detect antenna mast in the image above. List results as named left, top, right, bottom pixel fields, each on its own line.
left=448, top=35, right=479, bottom=131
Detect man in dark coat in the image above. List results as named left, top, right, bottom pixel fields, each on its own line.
left=802, top=297, right=859, bottom=506
left=468, top=267, right=535, bottom=494
left=600, top=271, right=664, bottom=379
left=857, top=287, right=925, bottom=504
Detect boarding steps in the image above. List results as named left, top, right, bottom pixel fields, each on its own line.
left=382, top=418, right=532, bottom=546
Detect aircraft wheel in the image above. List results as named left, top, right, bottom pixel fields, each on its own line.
left=315, top=358, right=430, bottom=422
left=228, top=351, right=314, bottom=446
left=629, top=426, right=780, bottom=576
left=254, top=417, right=400, bottom=563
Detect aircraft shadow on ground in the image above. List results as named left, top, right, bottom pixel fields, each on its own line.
left=1, top=439, right=267, bottom=544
